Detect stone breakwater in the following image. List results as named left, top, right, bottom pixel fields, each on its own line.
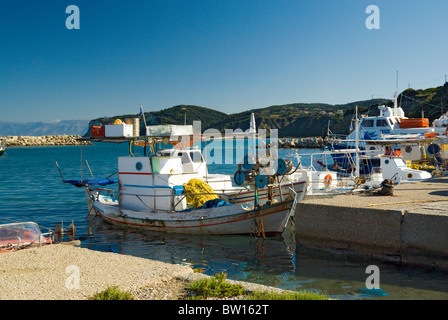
left=4, top=135, right=92, bottom=147
left=268, top=137, right=326, bottom=149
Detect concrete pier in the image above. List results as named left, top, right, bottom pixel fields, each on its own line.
left=294, top=177, right=448, bottom=270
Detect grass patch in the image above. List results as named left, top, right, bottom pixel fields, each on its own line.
left=89, top=285, right=135, bottom=300
left=248, top=290, right=329, bottom=300
left=186, top=273, right=245, bottom=299
left=186, top=273, right=329, bottom=300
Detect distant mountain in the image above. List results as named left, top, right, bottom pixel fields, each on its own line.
left=0, top=120, right=90, bottom=136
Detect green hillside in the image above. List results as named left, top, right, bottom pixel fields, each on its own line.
left=83, top=84, right=448, bottom=138
left=85, top=100, right=391, bottom=138
left=397, top=83, right=448, bottom=121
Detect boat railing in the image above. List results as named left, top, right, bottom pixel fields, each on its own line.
left=92, top=180, right=297, bottom=212
left=327, top=133, right=349, bottom=140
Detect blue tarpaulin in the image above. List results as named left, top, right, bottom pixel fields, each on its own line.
left=64, top=178, right=118, bottom=188
left=196, top=198, right=232, bottom=209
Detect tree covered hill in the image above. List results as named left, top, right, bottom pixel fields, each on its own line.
left=3, top=85, right=445, bottom=138
left=86, top=99, right=389, bottom=138
left=83, top=84, right=448, bottom=138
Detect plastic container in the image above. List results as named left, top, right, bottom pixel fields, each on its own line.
left=91, top=126, right=105, bottom=137
left=105, top=124, right=133, bottom=137
left=400, top=118, right=429, bottom=128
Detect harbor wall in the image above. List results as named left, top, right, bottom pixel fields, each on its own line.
left=4, top=135, right=92, bottom=147
left=294, top=203, right=448, bottom=269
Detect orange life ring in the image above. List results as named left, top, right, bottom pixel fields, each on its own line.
left=324, top=174, right=332, bottom=186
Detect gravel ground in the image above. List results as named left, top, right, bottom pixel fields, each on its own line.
left=0, top=244, right=288, bottom=300
left=0, top=244, right=193, bottom=300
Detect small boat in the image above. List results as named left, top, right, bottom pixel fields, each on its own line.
left=0, top=221, right=53, bottom=253
left=0, top=220, right=77, bottom=253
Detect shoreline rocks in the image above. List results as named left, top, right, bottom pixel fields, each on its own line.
left=269, top=137, right=326, bottom=149
left=4, top=135, right=92, bottom=147
left=3, top=135, right=326, bottom=148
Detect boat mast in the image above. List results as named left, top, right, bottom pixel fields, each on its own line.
left=355, top=106, right=360, bottom=177
left=394, top=71, right=399, bottom=117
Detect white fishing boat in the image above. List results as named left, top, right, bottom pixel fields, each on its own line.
left=65, top=121, right=307, bottom=237
left=287, top=149, right=384, bottom=197
left=327, top=102, right=443, bottom=179
left=329, top=93, right=435, bottom=147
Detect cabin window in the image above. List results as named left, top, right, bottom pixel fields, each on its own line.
left=393, top=158, right=407, bottom=167
left=388, top=118, right=394, bottom=126
left=376, top=119, right=388, bottom=127
left=177, top=152, right=192, bottom=164
left=362, top=119, right=374, bottom=127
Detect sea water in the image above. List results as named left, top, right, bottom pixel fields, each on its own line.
left=1, top=143, right=448, bottom=300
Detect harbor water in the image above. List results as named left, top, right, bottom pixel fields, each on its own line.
left=1, top=143, right=448, bottom=300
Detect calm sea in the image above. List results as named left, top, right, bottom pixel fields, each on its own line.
left=1, top=143, right=448, bottom=300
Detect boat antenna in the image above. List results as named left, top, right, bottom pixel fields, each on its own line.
left=394, top=71, right=399, bottom=116
left=355, top=106, right=360, bottom=178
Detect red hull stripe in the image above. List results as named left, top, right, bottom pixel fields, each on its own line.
left=119, top=172, right=152, bottom=175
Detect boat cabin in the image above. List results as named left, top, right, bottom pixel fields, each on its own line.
left=158, top=148, right=208, bottom=176
left=118, top=148, right=235, bottom=212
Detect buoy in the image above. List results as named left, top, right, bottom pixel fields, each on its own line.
left=276, top=158, right=293, bottom=175
left=234, top=170, right=247, bottom=186
left=324, top=174, right=332, bottom=186
left=428, top=143, right=441, bottom=155
left=255, top=174, right=267, bottom=189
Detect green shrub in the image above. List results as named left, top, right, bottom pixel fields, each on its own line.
left=186, top=273, right=329, bottom=300
left=186, top=273, right=245, bottom=299
left=248, top=290, right=329, bottom=300
left=89, top=285, right=135, bottom=300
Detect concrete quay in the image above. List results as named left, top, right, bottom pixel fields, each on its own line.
left=294, top=176, right=448, bottom=270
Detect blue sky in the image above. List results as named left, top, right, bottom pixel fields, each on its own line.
left=1, top=0, right=447, bottom=122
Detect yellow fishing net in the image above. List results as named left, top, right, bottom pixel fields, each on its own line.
left=183, top=178, right=218, bottom=208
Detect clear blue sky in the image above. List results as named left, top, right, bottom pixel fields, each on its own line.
left=1, top=0, right=447, bottom=122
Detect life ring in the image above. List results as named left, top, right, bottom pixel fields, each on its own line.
left=324, top=174, right=332, bottom=186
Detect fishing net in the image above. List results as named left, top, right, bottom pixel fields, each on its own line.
left=182, top=178, right=218, bottom=209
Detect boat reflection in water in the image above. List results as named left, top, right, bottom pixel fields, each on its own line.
left=83, top=216, right=448, bottom=300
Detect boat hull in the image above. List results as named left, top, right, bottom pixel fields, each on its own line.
left=91, top=197, right=296, bottom=236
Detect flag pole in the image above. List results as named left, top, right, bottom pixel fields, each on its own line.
left=140, top=104, right=147, bottom=135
